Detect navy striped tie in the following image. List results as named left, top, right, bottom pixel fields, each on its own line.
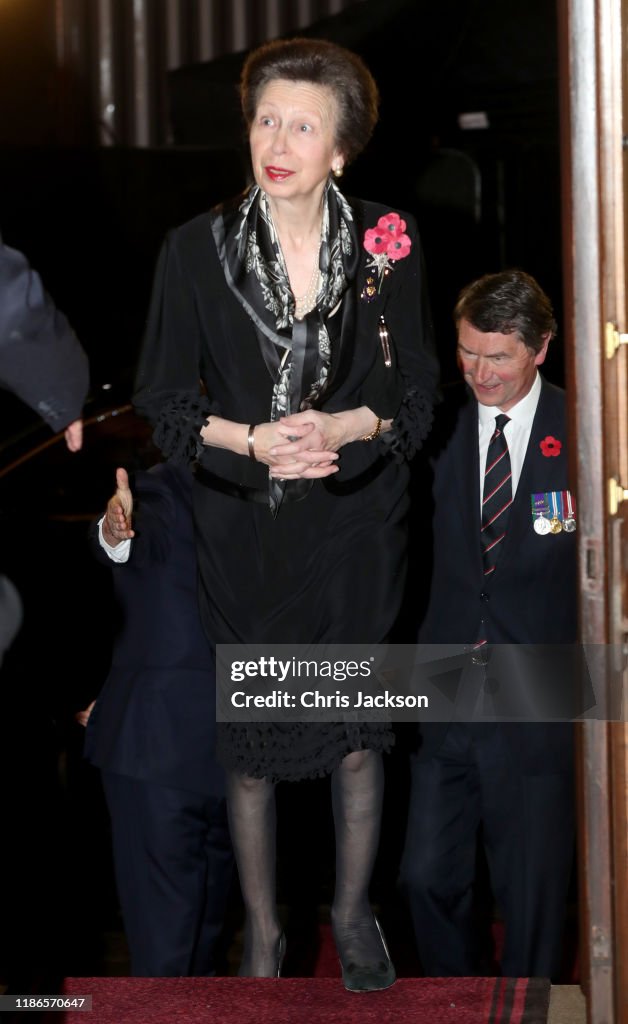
left=481, top=414, right=512, bottom=577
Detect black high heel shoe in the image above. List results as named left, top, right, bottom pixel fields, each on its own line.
left=336, top=915, right=396, bottom=993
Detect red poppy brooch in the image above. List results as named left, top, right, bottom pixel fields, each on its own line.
left=361, top=213, right=412, bottom=300
left=540, top=435, right=562, bottom=457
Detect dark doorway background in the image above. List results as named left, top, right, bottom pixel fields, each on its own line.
left=0, top=0, right=564, bottom=405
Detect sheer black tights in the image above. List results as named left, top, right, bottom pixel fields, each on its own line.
left=225, top=771, right=281, bottom=977
left=330, top=749, right=387, bottom=968
left=226, top=748, right=386, bottom=977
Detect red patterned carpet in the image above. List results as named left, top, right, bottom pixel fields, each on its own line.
left=44, top=976, right=551, bottom=1024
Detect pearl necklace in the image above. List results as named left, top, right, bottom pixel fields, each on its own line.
left=294, top=242, right=321, bottom=320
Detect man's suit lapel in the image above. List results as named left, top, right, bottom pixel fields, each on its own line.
left=452, top=394, right=484, bottom=575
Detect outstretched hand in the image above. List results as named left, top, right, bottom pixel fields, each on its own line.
left=75, top=700, right=96, bottom=728
left=102, top=467, right=135, bottom=546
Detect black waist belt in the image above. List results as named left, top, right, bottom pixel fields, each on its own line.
left=195, top=456, right=389, bottom=503
left=194, top=466, right=269, bottom=503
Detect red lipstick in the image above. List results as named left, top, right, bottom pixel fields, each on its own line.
left=265, top=166, right=294, bottom=182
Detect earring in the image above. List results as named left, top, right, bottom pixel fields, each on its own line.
left=332, top=164, right=344, bottom=179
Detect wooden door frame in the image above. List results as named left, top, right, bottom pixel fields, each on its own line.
left=558, top=0, right=628, bottom=1020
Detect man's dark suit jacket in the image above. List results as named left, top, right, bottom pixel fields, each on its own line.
left=0, top=235, right=88, bottom=433
left=421, top=377, right=577, bottom=645
left=417, top=377, right=578, bottom=765
left=85, top=461, right=224, bottom=798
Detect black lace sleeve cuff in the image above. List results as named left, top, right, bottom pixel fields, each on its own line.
left=152, top=395, right=221, bottom=463
left=380, top=382, right=435, bottom=462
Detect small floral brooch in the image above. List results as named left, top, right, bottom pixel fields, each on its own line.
left=361, top=212, right=412, bottom=301
left=540, top=435, right=562, bottom=457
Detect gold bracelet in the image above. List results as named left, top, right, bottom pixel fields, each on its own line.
left=360, top=416, right=382, bottom=441
left=247, top=424, right=257, bottom=460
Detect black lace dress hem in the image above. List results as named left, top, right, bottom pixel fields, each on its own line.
left=216, top=721, right=395, bottom=782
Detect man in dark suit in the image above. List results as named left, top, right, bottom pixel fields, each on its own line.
left=0, top=233, right=88, bottom=451
left=0, top=236, right=89, bottom=988
left=83, top=462, right=233, bottom=976
left=399, top=270, right=576, bottom=979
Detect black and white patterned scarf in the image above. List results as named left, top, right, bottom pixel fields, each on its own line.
left=210, top=180, right=359, bottom=515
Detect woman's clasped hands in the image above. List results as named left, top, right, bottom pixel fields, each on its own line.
left=258, top=410, right=341, bottom=479
left=255, top=407, right=377, bottom=479
left=253, top=409, right=356, bottom=479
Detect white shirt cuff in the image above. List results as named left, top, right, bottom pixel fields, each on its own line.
left=97, top=516, right=131, bottom=563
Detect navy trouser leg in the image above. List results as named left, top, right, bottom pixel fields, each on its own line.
left=399, top=724, right=575, bottom=979
left=190, top=796, right=234, bottom=975
left=399, top=725, right=482, bottom=975
left=101, top=771, right=233, bottom=977
left=477, top=725, right=575, bottom=979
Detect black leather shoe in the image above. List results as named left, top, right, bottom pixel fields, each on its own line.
left=338, top=916, right=396, bottom=993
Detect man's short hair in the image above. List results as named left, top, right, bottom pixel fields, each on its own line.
left=453, top=269, right=557, bottom=353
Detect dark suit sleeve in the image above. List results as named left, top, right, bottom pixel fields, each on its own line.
left=0, top=238, right=89, bottom=432
left=133, top=232, right=212, bottom=463
left=87, top=517, right=119, bottom=569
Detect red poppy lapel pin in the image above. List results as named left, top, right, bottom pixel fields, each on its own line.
left=540, top=435, right=562, bottom=457
left=361, top=213, right=412, bottom=301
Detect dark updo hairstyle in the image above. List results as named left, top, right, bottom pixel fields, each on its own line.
left=453, top=269, right=557, bottom=354
left=240, top=37, right=379, bottom=166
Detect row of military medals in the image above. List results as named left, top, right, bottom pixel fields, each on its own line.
left=531, top=490, right=577, bottom=534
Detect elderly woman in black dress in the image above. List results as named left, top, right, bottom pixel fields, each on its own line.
left=134, top=36, right=438, bottom=990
